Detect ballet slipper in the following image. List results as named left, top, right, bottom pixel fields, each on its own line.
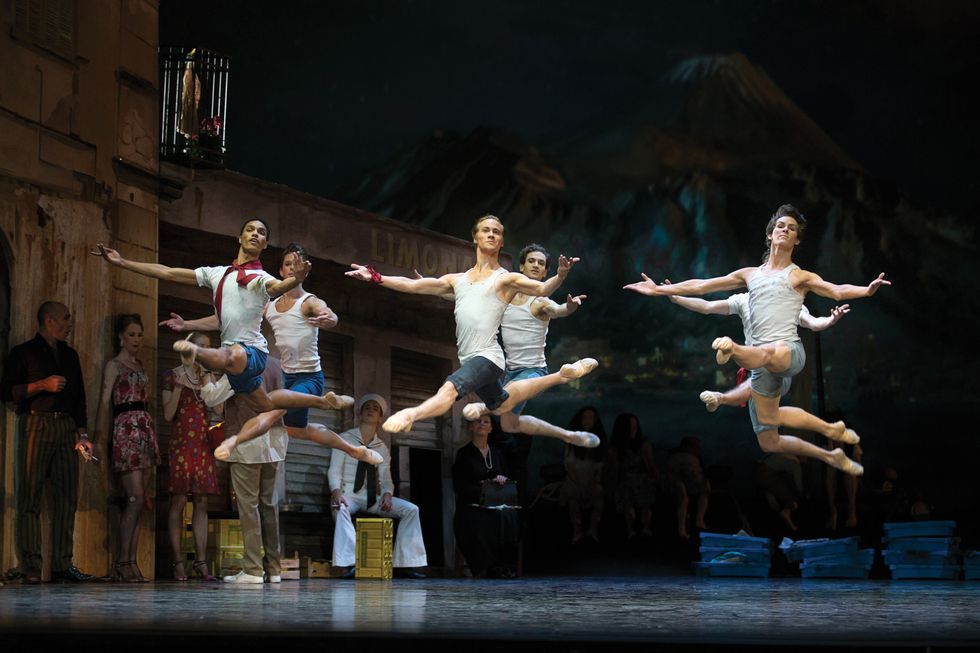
left=214, top=435, right=239, bottom=461
left=462, top=402, right=488, bottom=421
left=382, top=409, right=414, bottom=433
left=564, top=431, right=600, bottom=448
left=827, top=421, right=860, bottom=445
left=173, top=333, right=197, bottom=367
left=699, top=391, right=722, bottom=413
left=559, top=357, right=598, bottom=380
left=353, top=446, right=383, bottom=466
left=712, top=337, right=734, bottom=365
left=320, top=392, right=354, bottom=410
left=828, top=448, right=864, bottom=476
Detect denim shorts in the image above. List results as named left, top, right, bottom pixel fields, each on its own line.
left=502, top=366, right=548, bottom=414
left=281, top=369, right=325, bottom=428
left=226, top=344, right=268, bottom=395
left=749, top=340, right=805, bottom=398
left=447, top=356, right=509, bottom=411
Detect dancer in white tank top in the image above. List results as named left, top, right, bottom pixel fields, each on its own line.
left=347, top=215, right=598, bottom=438
left=160, top=244, right=381, bottom=466
left=664, top=290, right=850, bottom=413
left=626, top=204, right=891, bottom=476
left=459, top=244, right=598, bottom=448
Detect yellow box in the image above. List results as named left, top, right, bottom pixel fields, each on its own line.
left=355, top=517, right=394, bottom=580
left=304, top=561, right=331, bottom=578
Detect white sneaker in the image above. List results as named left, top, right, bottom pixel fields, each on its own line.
left=222, top=571, right=264, bottom=584
left=266, top=574, right=281, bottom=583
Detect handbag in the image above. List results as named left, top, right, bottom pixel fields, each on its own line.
left=479, top=479, right=519, bottom=507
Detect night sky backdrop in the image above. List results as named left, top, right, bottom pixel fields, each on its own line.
left=160, top=1, right=980, bottom=513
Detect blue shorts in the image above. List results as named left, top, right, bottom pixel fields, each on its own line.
left=281, top=370, right=325, bottom=428
left=447, top=356, right=509, bottom=411
left=749, top=340, right=805, bottom=398
left=226, top=344, right=268, bottom=395
left=502, top=366, right=548, bottom=414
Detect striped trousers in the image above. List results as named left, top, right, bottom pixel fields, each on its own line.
left=16, top=413, right=79, bottom=573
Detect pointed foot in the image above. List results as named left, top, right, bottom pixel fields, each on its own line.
left=559, top=357, right=598, bottom=380
left=173, top=333, right=198, bottom=366
left=382, top=410, right=415, bottom=433
left=564, top=431, right=600, bottom=448
left=321, top=392, right=355, bottom=410
left=699, top=390, right=722, bottom=413
left=462, top=402, right=488, bottom=421
left=214, top=435, right=238, bottom=461
left=353, top=446, right=383, bottom=466
left=828, top=448, right=864, bottom=476
left=712, top=337, right=734, bottom=365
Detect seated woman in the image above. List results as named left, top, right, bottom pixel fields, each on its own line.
left=453, top=415, right=520, bottom=578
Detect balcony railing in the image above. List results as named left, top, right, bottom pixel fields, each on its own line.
left=160, top=47, right=230, bottom=167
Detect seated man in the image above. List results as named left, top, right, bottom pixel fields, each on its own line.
left=328, top=394, right=427, bottom=579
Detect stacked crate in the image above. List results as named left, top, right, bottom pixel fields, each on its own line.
left=882, top=520, right=960, bottom=580
left=694, top=532, right=772, bottom=578
left=783, top=536, right=874, bottom=579
left=355, top=517, right=394, bottom=580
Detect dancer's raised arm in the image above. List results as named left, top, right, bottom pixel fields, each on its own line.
left=502, top=255, right=579, bottom=298
left=668, top=295, right=731, bottom=315
left=346, top=263, right=457, bottom=296
left=159, top=312, right=220, bottom=333
left=798, top=272, right=890, bottom=302
left=92, top=244, right=198, bottom=285
left=265, top=259, right=311, bottom=299
left=800, top=304, right=849, bottom=332
left=537, top=294, right=587, bottom=319
left=624, top=268, right=753, bottom=297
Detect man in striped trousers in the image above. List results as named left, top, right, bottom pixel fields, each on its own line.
left=1, top=302, right=96, bottom=583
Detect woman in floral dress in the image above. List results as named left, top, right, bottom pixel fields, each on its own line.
left=162, top=332, right=221, bottom=580
left=97, top=314, right=160, bottom=581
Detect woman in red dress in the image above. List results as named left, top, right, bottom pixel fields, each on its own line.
left=162, top=332, right=221, bottom=580
left=97, top=314, right=160, bottom=581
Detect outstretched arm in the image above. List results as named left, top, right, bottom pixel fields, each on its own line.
left=536, top=294, right=586, bottom=319
left=668, top=295, right=731, bottom=315
left=799, top=271, right=891, bottom=302
left=346, top=263, right=457, bottom=296
left=624, top=268, right=752, bottom=297
left=91, top=244, right=197, bottom=285
left=301, top=296, right=339, bottom=330
left=800, top=304, right=849, bottom=332
left=159, top=312, right=220, bottom=333
left=265, top=259, right=312, bottom=299
left=503, top=255, right=579, bottom=298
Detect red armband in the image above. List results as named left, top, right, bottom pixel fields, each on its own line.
left=366, top=265, right=383, bottom=284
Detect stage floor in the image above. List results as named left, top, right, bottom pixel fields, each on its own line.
left=2, top=575, right=979, bottom=650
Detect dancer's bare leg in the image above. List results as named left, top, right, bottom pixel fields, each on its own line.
left=487, top=358, right=598, bottom=416
left=267, top=388, right=354, bottom=411
left=712, top=337, right=792, bottom=372
left=700, top=380, right=752, bottom=412
left=498, top=412, right=599, bottom=448
left=383, top=382, right=457, bottom=433
left=753, top=393, right=862, bottom=475
left=779, top=406, right=859, bottom=444
left=174, top=339, right=248, bottom=375
left=289, top=423, right=382, bottom=465
left=215, top=408, right=286, bottom=460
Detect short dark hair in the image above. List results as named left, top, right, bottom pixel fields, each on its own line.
left=765, top=204, right=807, bottom=245
left=36, top=301, right=64, bottom=328
left=283, top=241, right=308, bottom=263
left=518, top=243, right=550, bottom=270
left=240, top=218, right=271, bottom=243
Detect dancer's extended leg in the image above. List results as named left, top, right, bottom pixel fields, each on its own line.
left=778, top=406, right=859, bottom=444
left=481, top=358, right=597, bottom=416
left=712, top=337, right=792, bottom=372
left=289, top=423, right=382, bottom=465
left=174, top=339, right=248, bottom=375
left=267, top=388, right=354, bottom=411
left=700, top=380, right=752, bottom=412
left=215, top=408, right=286, bottom=460
left=498, top=412, right=599, bottom=448
left=383, top=382, right=457, bottom=433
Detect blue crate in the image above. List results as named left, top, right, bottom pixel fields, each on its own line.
left=700, top=532, right=771, bottom=552
left=883, top=549, right=957, bottom=567
left=699, top=546, right=771, bottom=565
left=882, top=520, right=956, bottom=539
left=693, top=561, right=770, bottom=578
left=800, top=561, right=871, bottom=579
left=889, top=564, right=961, bottom=580
left=881, top=537, right=959, bottom=555
left=803, top=548, right=875, bottom=567
left=783, top=537, right=860, bottom=563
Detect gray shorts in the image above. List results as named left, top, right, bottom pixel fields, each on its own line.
left=749, top=340, right=805, bottom=398
left=447, top=356, right=509, bottom=411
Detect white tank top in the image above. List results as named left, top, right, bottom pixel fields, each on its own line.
left=264, top=292, right=322, bottom=374
left=746, top=264, right=804, bottom=344
left=501, top=298, right=549, bottom=370
left=453, top=268, right=508, bottom=369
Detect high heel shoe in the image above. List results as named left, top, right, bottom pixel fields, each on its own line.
left=172, top=560, right=188, bottom=581
left=193, top=560, right=216, bottom=581
left=112, top=561, right=141, bottom=583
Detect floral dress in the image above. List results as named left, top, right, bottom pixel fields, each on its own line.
left=163, top=368, right=218, bottom=495
left=111, top=362, right=160, bottom=473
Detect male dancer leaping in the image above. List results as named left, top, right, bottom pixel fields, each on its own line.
left=346, top=215, right=597, bottom=437
left=459, top=243, right=598, bottom=447
left=625, top=204, right=890, bottom=475
left=93, top=219, right=350, bottom=418
left=159, top=242, right=381, bottom=464
left=667, top=289, right=849, bottom=422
